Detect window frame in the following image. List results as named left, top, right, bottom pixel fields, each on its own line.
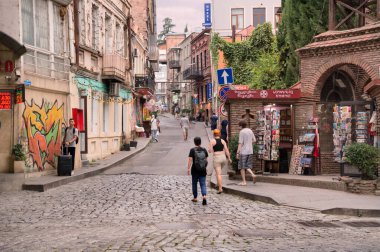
left=231, top=8, right=244, bottom=30
left=253, top=7, right=266, bottom=27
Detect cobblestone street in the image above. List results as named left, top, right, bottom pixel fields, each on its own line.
left=1, top=118, right=380, bottom=251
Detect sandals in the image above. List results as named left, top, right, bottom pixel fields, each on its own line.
left=238, top=182, right=247, bottom=186
left=217, top=190, right=223, bottom=194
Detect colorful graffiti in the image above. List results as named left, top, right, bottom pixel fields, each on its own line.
left=23, top=100, right=64, bottom=171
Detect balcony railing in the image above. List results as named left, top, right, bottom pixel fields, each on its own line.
left=102, top=54, right=126, bottom=82
left=183, top=67, right=204, bottom=80
left=135, top=74, right=155, bottom=91
left=168, top=60, right=181, bottom=69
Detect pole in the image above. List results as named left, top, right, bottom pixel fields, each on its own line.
left=328, top=0, right=336, bottom=31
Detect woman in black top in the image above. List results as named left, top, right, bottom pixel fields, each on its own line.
left=208, top=129, right=232, bottom=194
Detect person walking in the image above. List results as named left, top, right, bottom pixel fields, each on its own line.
left=187, top=137, right=208, bottom=205
left=208, top=129, right=232, bottom=194
left=151, top=115, right=158, bottom=142
left=236, top=120, right=257, bottom=185
left=63, top=118, right=79, bottom=175
left=210, top=112, right=218, bottom=131
left=220, top=118, right=229, bottom=144
left=180, top=114, right=190, bottom=141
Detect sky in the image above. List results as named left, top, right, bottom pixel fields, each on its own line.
left=156, top=0, right=205, bottom=34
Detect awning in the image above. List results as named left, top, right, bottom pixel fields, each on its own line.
left=0, top=31, right=26, bottom=57
left=74, top=76, right=108, bottom=93
left=135, top=88, right=153, bottom=97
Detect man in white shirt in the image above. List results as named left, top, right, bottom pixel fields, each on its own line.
left=236, top=120, right=257, bottom=185
left=180, top=115, right=190, bottom=141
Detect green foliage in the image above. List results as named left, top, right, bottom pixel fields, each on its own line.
left=345, top=143, right=379, bottom=180
left=210, top=23, right=282, bottom=88
left=228, top=135, right=239, bottom=171
left=12, top=144, right=26, bottom=161
left=278, top=0, right=328, bottom=86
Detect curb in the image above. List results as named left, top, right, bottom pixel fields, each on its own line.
left=209, top=180, right=279, bottom=206
left=22, top=141, right=150, bottom=192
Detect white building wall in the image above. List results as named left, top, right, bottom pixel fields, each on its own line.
left=212, top=0, right=281, bottom=36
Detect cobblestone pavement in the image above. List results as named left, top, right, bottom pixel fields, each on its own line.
left=1, top=174, right=380, bottom=251
left=1, top=116, right=379, bottom=251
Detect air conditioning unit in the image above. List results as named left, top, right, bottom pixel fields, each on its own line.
left=109, top=82, right=120, bottom=97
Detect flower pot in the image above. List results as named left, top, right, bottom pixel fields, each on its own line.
left=123, top=144, right=131, bottom=151
left=13, top=160, right=25, bottom=173
left=130, top=141, right=138, bottom=148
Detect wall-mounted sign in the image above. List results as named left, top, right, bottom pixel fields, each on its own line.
left=219, top=102, right=227, bottom=117
left=24, top=80, right=32, bottom=86
left=207, top=83, right=212, bottom=101
left=0, top=60, right=14, bottom=73
left=227, top=89, right=301, bottom=100
left=15, top=85, right=25, bottom=104
left=203, top=3, right=212, bottom=27
left=218, top=86, right=230, bottom=101
left=0, top=92, right=12, bottom=110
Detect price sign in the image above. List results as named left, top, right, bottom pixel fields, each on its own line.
left=0, top=92, right=12, bottom=110
left=15, top=85, right=25, bottom=104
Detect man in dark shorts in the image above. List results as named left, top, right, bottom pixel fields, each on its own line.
left=236, top=120, right=257, bottom=185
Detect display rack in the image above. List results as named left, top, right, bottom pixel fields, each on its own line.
left=332, top=105, right=352, bottom=163
left=256, top=109, right=280, bottom=162
left=297, top=119, right=320, bottom=175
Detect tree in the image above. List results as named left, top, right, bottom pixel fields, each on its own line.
left=278, top=0, right=328, bottom=86
left=211, top=22, right=281, bottom=88
left=158, top=17, right=176, bottom=44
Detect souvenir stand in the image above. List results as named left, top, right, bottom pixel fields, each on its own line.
left=297, top=118, right=320, bottom=175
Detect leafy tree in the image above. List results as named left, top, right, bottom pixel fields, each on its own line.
left=211, top=23, right=281, bottom=88
left=158, top=17, right=176, bottom=44
left=278, top=0, right=329, bottom=86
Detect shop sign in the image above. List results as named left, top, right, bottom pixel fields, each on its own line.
left=227, top=89, right=301, bottom=100
left=231, top=85, right=249, bottom=91
left=0, top=92, right=12, bottom=110
left=15, top=85, right=25, bottom=104
left=206, top=83, right=212, bottom=101
left=0, top=59, right=14, bottom=74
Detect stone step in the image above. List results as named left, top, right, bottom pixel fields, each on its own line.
left=229, top=174, right=347, bottom=191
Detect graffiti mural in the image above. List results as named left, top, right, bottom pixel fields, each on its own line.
left=23, top=99, right=64, bottom=171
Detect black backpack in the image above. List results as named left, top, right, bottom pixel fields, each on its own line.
left=193, top=147, right=208, bottom=173
left=65, top=127, right=79, bottom=144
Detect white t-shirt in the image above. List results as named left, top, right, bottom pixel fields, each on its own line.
left=238, top=128, right=256, bottom=155
left=151, top=118, right=158, bottom=130
left=180, top=117, right=190, bottom=128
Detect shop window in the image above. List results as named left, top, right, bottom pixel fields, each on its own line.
left=231, top=8, right=244, bottom=30
left=253, top=8, right=266, bottom=27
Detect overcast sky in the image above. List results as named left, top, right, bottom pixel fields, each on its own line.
left=156, top=0, right=205, bottom=34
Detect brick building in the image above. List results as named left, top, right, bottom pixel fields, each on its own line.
left=226, top=2, right=380, bottom=176
left=184, top=29, right=212, bottom=121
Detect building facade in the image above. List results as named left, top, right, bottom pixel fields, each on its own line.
left=212, top=0, right=282, bottom=36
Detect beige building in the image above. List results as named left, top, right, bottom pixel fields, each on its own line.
left=0, top=0, right=157, bottom=175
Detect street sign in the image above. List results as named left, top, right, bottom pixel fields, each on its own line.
left=217, top=68, right=233, bottom=85
left=219, top=103, right=227, bottom=117
left=206, top=83, right=212, bottom=101
left=203, top=3, right=212, bottom=27
left=218, top=86, right=230, bottom=101
left=226, top=89, right=301, bottom=100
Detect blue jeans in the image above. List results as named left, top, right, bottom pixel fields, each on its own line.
left=151, top=129, right=158, bottom=141
left=192, top=175, right=207, bottom=198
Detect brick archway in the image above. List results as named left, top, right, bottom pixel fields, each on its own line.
left=307, top=58, right=377, bottom=99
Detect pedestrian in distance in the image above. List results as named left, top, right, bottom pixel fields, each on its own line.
left=187, top=137, right=208, bottom=205
left=151, top=115, right=159, bottom=142
left=220, top=118, right=229, bottom=144
left=236, top=120, right=257, bottom=185
left=210, top=112, right=218, bottom=131
left=62, top=118, right=79, bottom=175
left=180, top=114, right=190, bottom=141
left=208, top=129, right=232, bottom=194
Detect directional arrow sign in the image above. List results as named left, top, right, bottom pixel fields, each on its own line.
left=217, top=68, right=233, bottom=85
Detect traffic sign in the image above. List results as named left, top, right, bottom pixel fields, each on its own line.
left=218, top=86, right=230, bottom=101
left=217, top=68, right=233, bottom=85
left=219, top=103, right=227, bottom=117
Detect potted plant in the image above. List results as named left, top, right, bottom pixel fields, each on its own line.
left=345, top=143, right=379, bottom=180
left=12, top=144, right=27, bottom=173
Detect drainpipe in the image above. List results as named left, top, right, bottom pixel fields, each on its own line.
left=73, top=0, right=80, bottom=65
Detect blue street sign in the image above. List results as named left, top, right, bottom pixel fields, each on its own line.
left=217, top=68, right=233, bottom=85
left=206, top=83, right=212, bottom=101
left=24, top=79, right=32, bottom=86
left=218, top=86, right=230, bottom=101
left=204, top=3, right=212, bottom=27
